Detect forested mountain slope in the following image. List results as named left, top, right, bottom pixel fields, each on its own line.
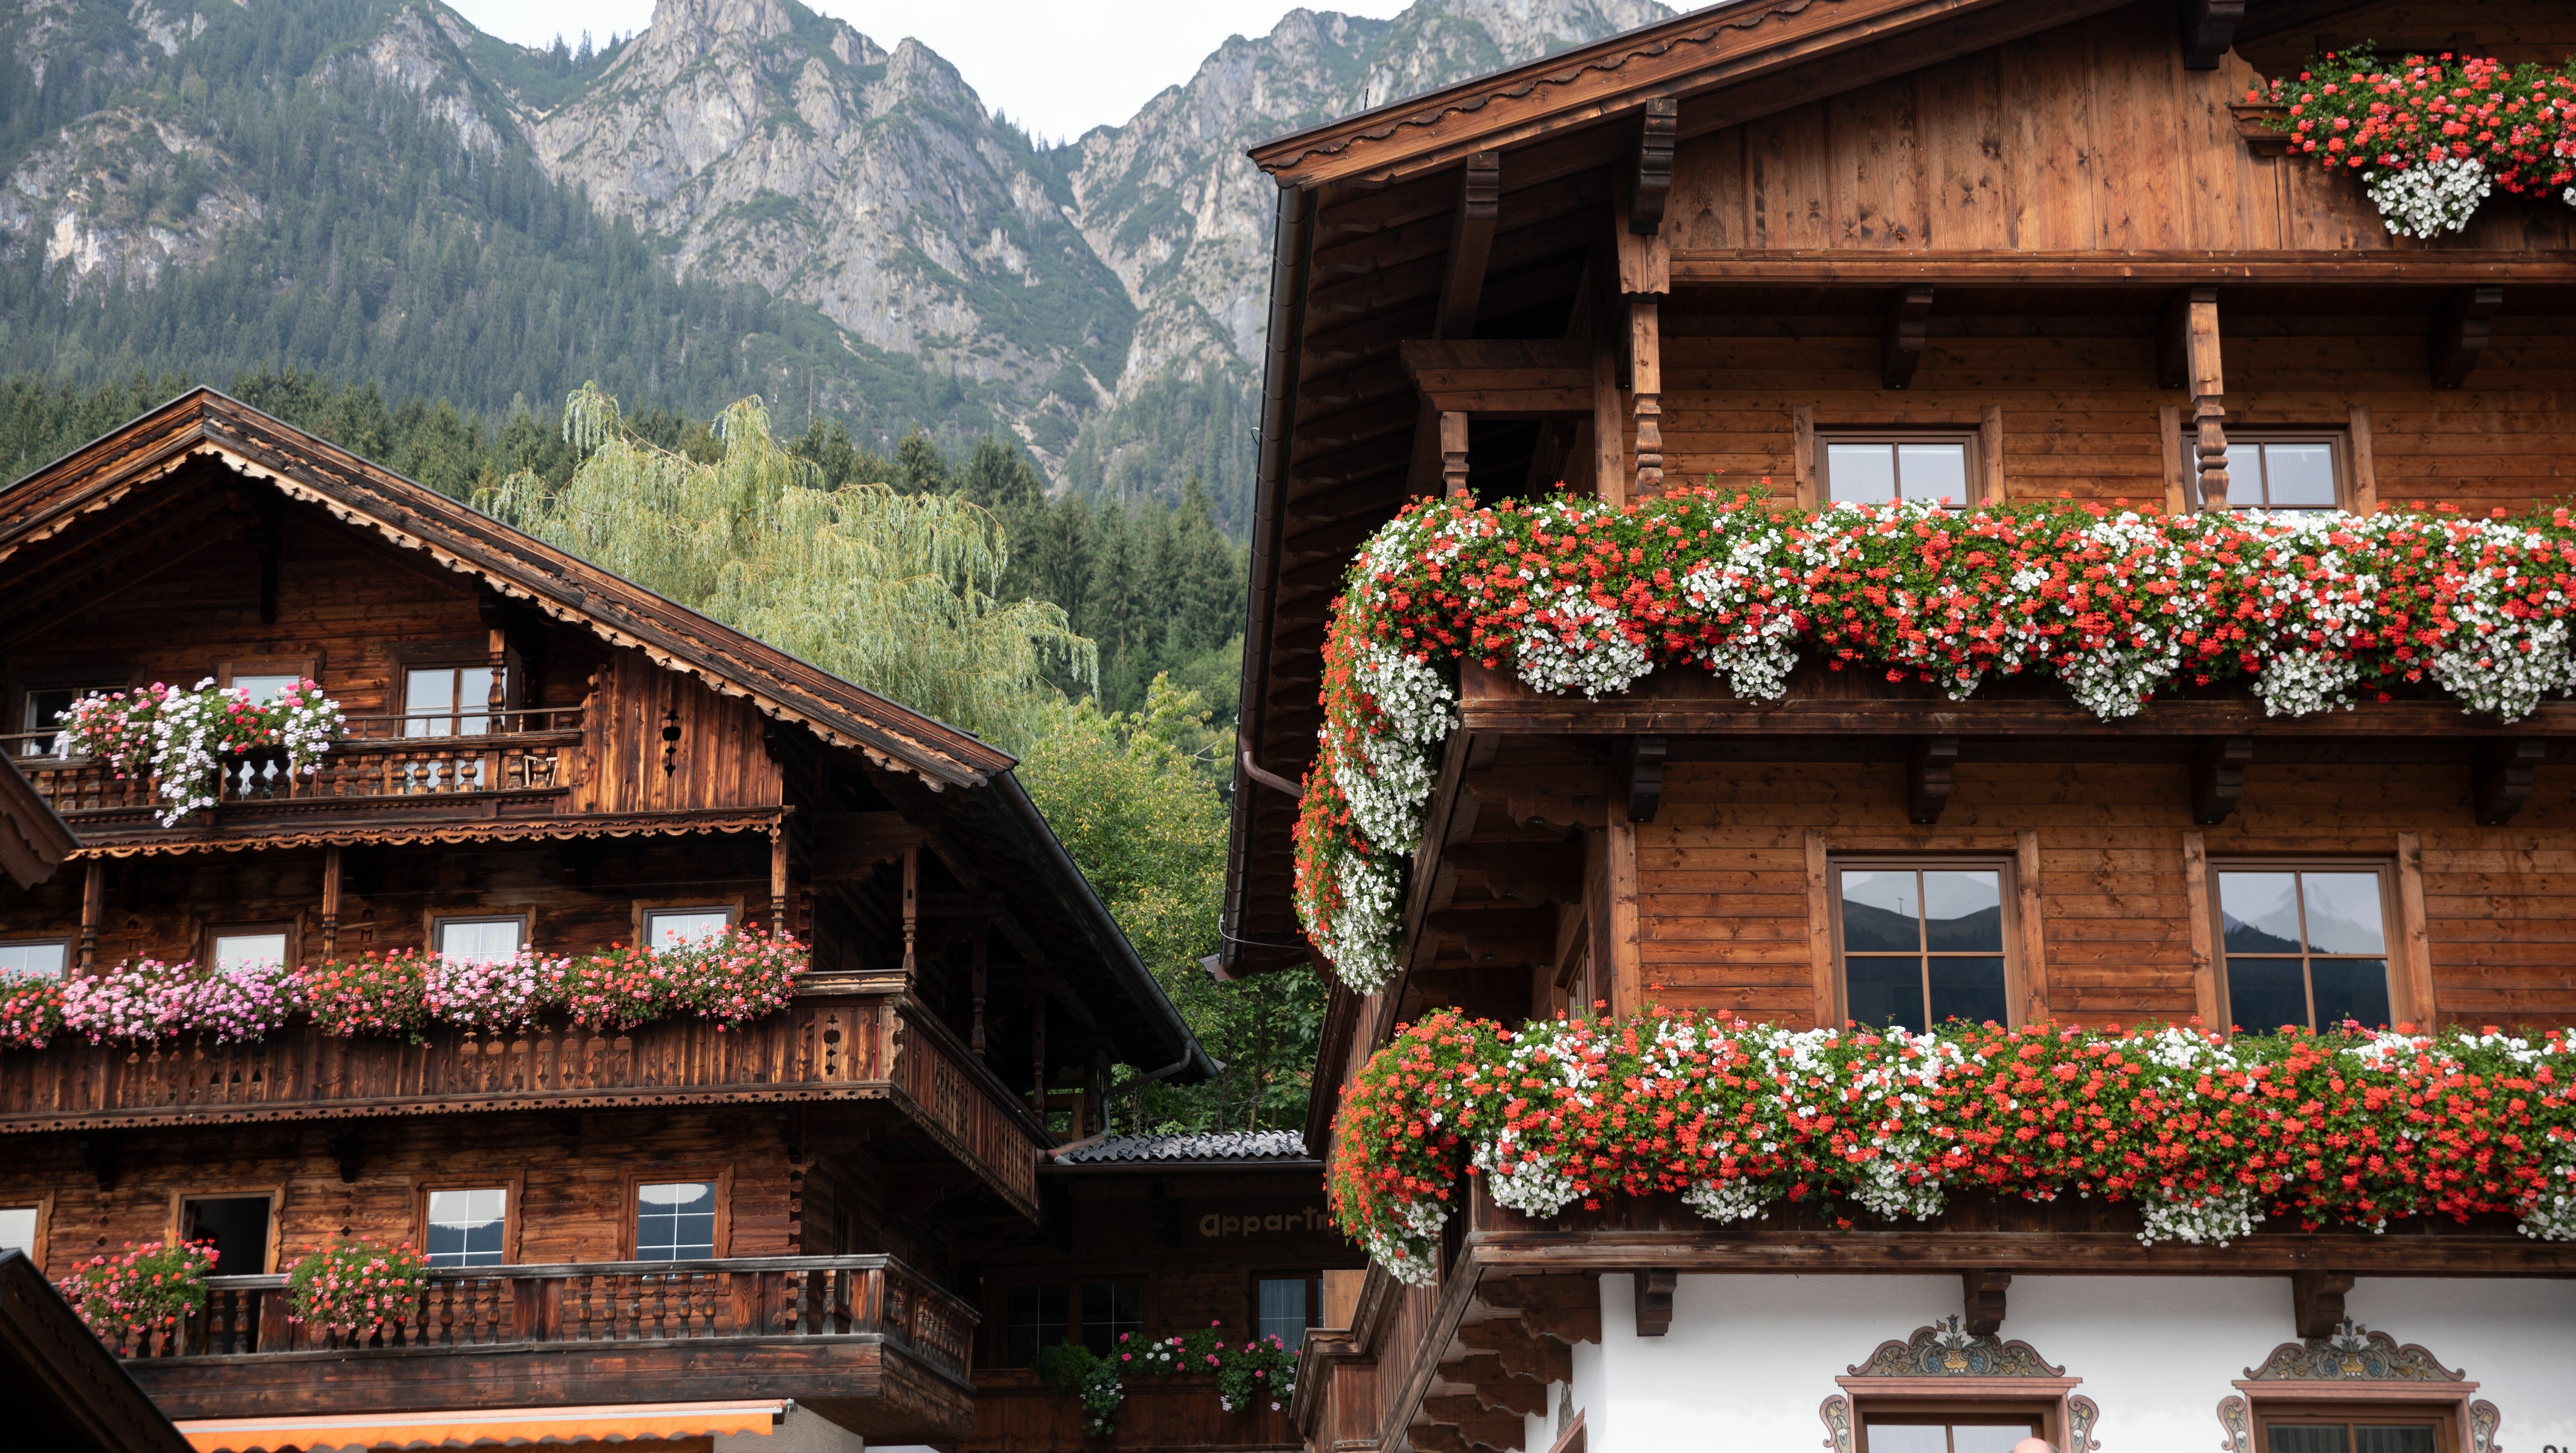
left=0, top=0, right=1667, bottom=529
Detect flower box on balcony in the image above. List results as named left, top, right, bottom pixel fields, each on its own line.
left=2229, top=102, right=2292, bottom=156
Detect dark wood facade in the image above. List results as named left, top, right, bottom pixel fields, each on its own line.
left=1231, top=5, right=2576, bottom=1453
left=0, top=393, right=1215, bottom=1445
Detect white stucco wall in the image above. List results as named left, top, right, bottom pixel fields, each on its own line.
left=1563, top=1272, right=2576, bottom=1453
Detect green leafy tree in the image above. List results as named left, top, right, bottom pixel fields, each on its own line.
left=478, top=384, right=1092, bottom=751
left=1018, top=678, right=1321, bottom=1132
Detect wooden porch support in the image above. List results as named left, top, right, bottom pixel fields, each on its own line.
left=1620, top=735, right=1667, bottom=823
left=320, top=846, right=343, bottom=959
left=1438, top=153, right=1502, bottom=341
left=1613, top=128, right=1671, bottom=502
left=2165, top=287, right=2230, bottom=507
left=1629, top=304, right=1663, bottom=496
left=2192, top=736, right=2253, bottom=824
left=1882, top=284, right=1934, bottom=389
left=900, top=845, right=919, bottom=980
left=2290, top=1270, right=2354, bottom=1339
left=2473, top=739, right=2546, bottom=826
left=1634, top=1268, right=1676, bottom=1337
left=2431, top=284, right=2503, bottom=389
left=970, top=924, right=989, bottom=1059
left=1592, top=332, right=1626, bottom=506
left=79, top=859, right=103, bottom=973
left=2178, top=0, right=2244, bottom=69
left=1441, top=410, right=1471, bottom=497
left=1906, top=736, right=1958, bottom=824
left=768, top=827, right=790, bottom=935
left=1030, top=974, right=1050, bottom=1116
left=1962, top=1269, right=2012, bottom=1336
left=1629, top=98, right=1676, bottom=234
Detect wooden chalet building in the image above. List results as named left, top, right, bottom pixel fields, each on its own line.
left=0, top=390, right=1218, bottom=1452
left=1227, top=5, right=2576, bottom=1453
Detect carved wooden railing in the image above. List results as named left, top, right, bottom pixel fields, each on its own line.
left=0, top=995, right=1041, bottom=1217
left=3, top=708, right=584, bottom=816
left=114, top=1256, right=976, bottom=1383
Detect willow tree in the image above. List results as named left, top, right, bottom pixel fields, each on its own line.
left=478, top=385, right=1091, bottom=749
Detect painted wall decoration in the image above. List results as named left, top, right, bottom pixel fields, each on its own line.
left=2215, top=1322, right=2501, bottom=1453
left=1819, top=1315, right=2102, bottom=1453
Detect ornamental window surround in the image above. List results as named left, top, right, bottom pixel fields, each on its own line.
left=2216, top=1322, right=2500, bottom=1453
left=1827, top=859, right=2021, bottom=1032
left=1820, top=1317, right=2100, bottom=1453
left=2211, top=863, right=2401, bottom=1034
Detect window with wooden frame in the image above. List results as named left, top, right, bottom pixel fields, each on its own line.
left=416, top=1173, right=523, bottom=1268
left=2215, top=433, right=2347, bottom=513
left=0, top=1192, right=50, bottom=1267
left=1256, top=1271, right=1321, bottom=1351
left=621, top=1166, right=732, bottom=1261
left=402, top=662, right=507, bottom=739
left=1852, top=1401, right=2052, bottom=1453
left=639, top=901, right=739, bottom=952
left=432, top=913, right=528, bottom=965
left=170, top=1187, right=283, bottom=1274
left=2250, top=1402, right=2455, bottom=1453
left=1819, top=432, right=1979, bottom=507
left=997, top=1279, right=1145, bottom=1366
left=15, top=677, right=126, bottom=756
left=2213, top=863, right=2399, bottom=1033
left=206, top=922, right=297, bottom=972
left=1829, top=859, right=2018, bottom=1031
left=0, top=939, right=69, bottom=979
left=216, top=656, right=319, bottom=705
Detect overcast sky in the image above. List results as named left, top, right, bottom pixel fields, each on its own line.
left=442, top=0, right=1414, bottom=143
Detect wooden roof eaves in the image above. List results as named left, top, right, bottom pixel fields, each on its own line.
left=0, top=755, right=77, bottom=888
left=1250, top=0, right=1982, bottom=185
left=0, top=392, right=1013, bottom=793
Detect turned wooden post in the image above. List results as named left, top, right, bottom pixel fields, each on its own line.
left=320, top=846, right=343, bottom=960
left=78, top=860, right=103, bottom=972
left=769, top=826, right=790, bottom=937
left=1630, top=301, right=1662, bottom=498
left=1439, top=410, right=1470, bottom=498
left=2181, top=288, right=2229, bottom=508
left=899, top=845, right=918, bottom=979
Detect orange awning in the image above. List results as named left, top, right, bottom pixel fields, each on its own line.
left=176, top=1399, right=787, bottom=1452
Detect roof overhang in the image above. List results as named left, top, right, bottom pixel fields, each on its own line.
left=0, top=754, right=76, bottom=887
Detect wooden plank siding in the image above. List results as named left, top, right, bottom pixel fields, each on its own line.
left=1637, top=758, right=2576, bottom=1030
left=1665, top=5, right=2576, bottom=258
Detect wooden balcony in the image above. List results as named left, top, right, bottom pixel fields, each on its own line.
left=968, top=1369, right=1301, bottom=1453
left=5, top=709, right=589, bottom=844
left=118, top=1255, right=976, bottom=1443
left=0, top=991, right=1043, bottom=1217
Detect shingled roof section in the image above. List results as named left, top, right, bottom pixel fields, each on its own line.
left=1053, top=1132, right=1311, bottom=1165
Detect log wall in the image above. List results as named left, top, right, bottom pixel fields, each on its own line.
left=1637, top=756, right=2576, bottom=1029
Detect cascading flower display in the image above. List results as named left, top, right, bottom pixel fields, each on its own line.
left=0, top=930, right=807, bottom=1051
left=49, top=679, right=347, bottom=826
left=2250, top=46, right=2576, bottom=237
left=286, top=1238, right=431, bottom=1338
left=1047, top=1323, right=1302, bottom=1436
left=1295, top=489, right=2576, bottom=989
left=56, top=1241, right=218, bottom=1348
left=1330, top=1011, right=2576, bottom=1285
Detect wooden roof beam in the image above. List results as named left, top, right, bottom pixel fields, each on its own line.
left=1882, top=284, right=1935, bottom=389
left=1628, top=97, right=1677, bottom=235
left=1438, top=154, right=1503, bottom=340
left=2431, top=284, right=2503, bottom=389
left=2179, top=0, right=2244, bottom=69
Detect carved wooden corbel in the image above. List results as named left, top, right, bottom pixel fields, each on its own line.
left=1441, top=409, right=1472, bottom=498
left=2180, top=0, right=2245, bottom=69
left=2192, top=736, right=2253, bottom=825
left=1635, top=1268, right=1677, bottom=1336
left=328, top=1128, right=365, bottom=1184
left=1621, top=735, right=1668, bottom=824
left=1883, top=285, right=1934, bottom=389
left=2290, top=1270, right=2355, bottom=1339
left=1962, top=1268, right=2012, bottom=1336
left=1630, top=97, right=1677, bottom=235
left=2473, top=739, right=2545, bottom=826
left=79, top=1134, right=120, bottom=1193
left=2431, top=285, right=2502, bottom=389
left=1907, top=736, right=1959, bottom=825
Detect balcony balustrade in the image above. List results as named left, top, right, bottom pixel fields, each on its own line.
left=3, top=708, right=585, bottom=821
left=114, top=1256, right=977, bottom=1440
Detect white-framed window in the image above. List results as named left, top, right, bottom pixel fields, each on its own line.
left=210, top=929, right=290, bottom=971
left=1831, top=860, right=2015, bottom=1031
left=2217, top=434, right=2343, bottom=512
left=0, top=940, right=69, bottom=979
left=2215, top=865, right=2395, bottom=1032
left=404, top=665, right=501, bottom=738
left=645, top=907, right=735, bottom=950
left=1820, top=434, right=1975, bottom=506
left=425, top=1188, right=507, bottom=1268
left=0, top=1204, right=38, bottom=1256
left=636, top=1181, right=718, bottom=1261
left=434, top=915, right=526, bottom=965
